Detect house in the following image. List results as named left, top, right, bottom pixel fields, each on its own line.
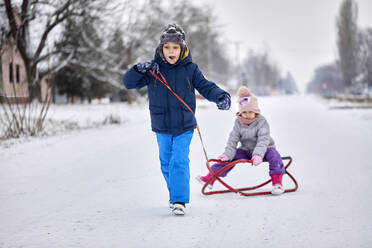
left=0, top=8, right=29, bottom=104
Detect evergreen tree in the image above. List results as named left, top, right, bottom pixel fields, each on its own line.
left=55, top=16, right=113, bottom=101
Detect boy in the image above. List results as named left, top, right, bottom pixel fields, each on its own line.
left=122, top=24, right=231, bottom=215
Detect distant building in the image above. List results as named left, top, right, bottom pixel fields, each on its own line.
left=0, top=8, right=29, bottom=104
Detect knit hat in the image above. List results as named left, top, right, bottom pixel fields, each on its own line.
left=158, top=23, right=187, bottom=60
left=237, top=86, right=260, bottom=114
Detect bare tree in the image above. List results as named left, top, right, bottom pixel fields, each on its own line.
left=3, top=0, right=88, bottom=98
left=0, top=0, right=112, bottom=138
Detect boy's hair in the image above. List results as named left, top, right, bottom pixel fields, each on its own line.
left=158, top=23, right=187, bottom=59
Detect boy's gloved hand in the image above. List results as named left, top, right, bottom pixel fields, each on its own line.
left=217, top=94, right=231, bottom=110
left=136, top=61, right=159, bottom=74
left=252, top=155, right=262, bottom=166
left=217, top=153, right=230, bottom=161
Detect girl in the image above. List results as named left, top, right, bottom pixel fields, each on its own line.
left=196, top=86, right=285, bottom=195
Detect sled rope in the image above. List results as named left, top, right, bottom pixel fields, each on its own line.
left=149, top=70, right=298, bottom=196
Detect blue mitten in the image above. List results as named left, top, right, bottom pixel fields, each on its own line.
left=136, top=61, right=159, bottom=74
left=216, top=94, right=231, bottom=110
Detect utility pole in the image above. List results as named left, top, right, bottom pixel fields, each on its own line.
left=233, top=41, right=243, bottom=89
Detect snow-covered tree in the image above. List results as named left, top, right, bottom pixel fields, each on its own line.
left=241, top=49, right=281, bottom=95
left=113, top=0, right=231, bottom=85
left=167, top=1, right=231, bottom=84
left=53, top=0, right=230, bottom=102
left=55, top=12, right=117, bottom=101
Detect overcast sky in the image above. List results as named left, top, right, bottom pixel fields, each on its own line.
left=194, top=0, right=372, bottom=92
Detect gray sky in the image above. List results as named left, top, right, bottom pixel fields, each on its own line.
left=195, top=0, right=372, bottom=92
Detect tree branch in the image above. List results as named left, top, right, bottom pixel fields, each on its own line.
left=32, top=0, right=74, bottom=64
left=34, top=49, right=60, bottom=64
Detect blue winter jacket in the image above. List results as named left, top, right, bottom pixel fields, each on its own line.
left=122, top=47, right=229, bottom=135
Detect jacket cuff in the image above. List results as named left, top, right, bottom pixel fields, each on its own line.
left=252, top=148, right=266, bottom=158
left=224, top=149, right=236, bottom=161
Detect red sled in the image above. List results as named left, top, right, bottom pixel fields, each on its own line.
left=201, top=156, right=298, bottom=196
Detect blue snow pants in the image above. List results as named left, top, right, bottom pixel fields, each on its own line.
left=156, top=130, right=194, bottom=204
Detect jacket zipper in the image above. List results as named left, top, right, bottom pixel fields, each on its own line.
left=187, top=77, right=192, bottom=95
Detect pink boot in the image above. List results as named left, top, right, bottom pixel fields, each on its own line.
left=196, top=173, right=216, bottom=189
left=270, top=174, right=284, bottom=195
left=271, top=174, right=283, bottom=186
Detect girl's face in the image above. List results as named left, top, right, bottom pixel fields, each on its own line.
left=162, top=42, right=181, bottom=64
left=240, top=111, right=256, bottom=119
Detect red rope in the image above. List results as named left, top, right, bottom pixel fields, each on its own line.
left=148, top=70, right=298, bottom=196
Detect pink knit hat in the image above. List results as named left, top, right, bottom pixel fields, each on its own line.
left=237, top=86, right=260, bottom=114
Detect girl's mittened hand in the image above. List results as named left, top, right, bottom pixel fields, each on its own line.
left=217, top=153, right=230, bottom=161
left=252, top=155, right=262, bottom=166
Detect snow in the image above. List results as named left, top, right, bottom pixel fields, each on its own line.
left=1, top=95, right=372, bottom=248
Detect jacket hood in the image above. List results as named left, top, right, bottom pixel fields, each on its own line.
left=154, top=45, right=192, bottom=67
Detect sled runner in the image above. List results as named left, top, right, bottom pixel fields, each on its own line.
left=201, top=156, right=298, bottom=196
left=149, top=70, right=299, bottom=197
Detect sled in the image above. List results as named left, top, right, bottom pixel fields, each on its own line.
left=201, top=156, right=298, bottom=196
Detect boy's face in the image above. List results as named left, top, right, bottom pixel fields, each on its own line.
left=162, top=42, right=181, bottom=64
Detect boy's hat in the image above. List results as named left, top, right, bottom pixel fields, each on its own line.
left=237, top=86, right=260, bottom=114
left=160, top=23, right=186, bottom=45
left=158, top=23, right=187, bottom=59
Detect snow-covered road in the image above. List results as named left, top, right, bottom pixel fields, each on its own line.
left=1, top=95, right=372, bottom=248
